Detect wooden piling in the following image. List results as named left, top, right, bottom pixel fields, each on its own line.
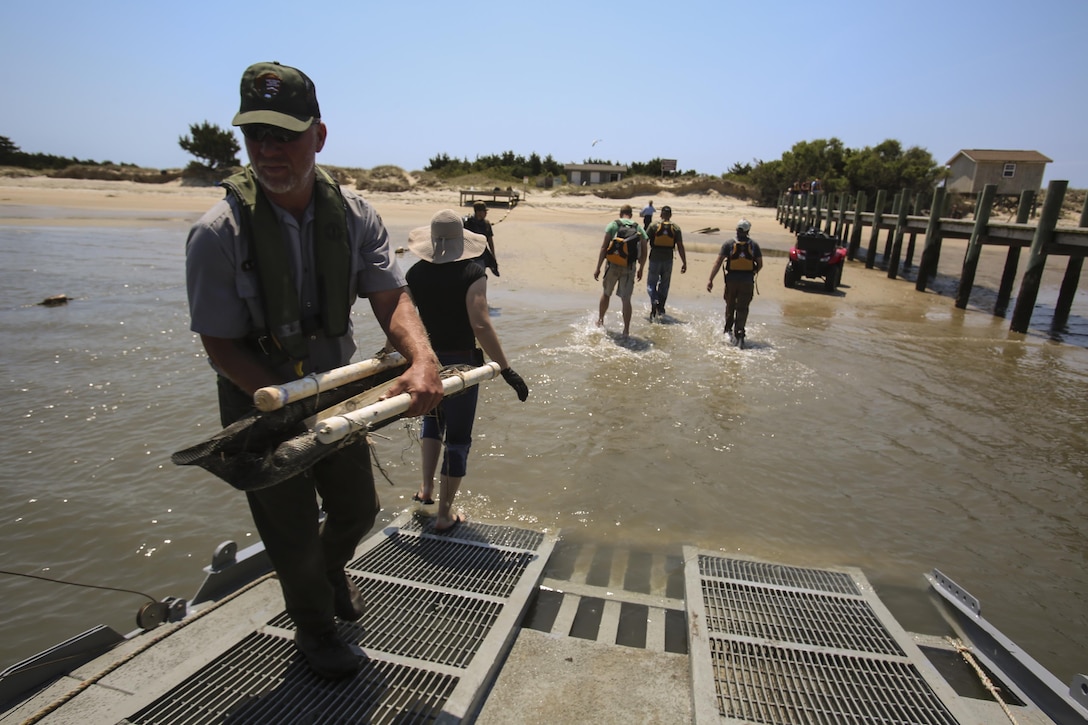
left=881, top=193, right=901, bottom=265
left=1011, top=180, right=1068, bottom=333
left=903, top=194, right=923, bottom=269
left=888, top=189, right=912, bottom=280
left=848, top=191, right=866, bottom=260
left=865, top=190, right=887, bottom=269
left=1052, top=194, right=1088, bottom=328
left=915, top=187, right=946, bottom=292
left=994, top=190, right=1034, bottom=316
left=955, top=184, right=998, bottom=309
left=835, top=193, right=849, bottom=240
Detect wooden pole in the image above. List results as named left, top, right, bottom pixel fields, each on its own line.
left=839, top=194, right=852, bottom=242
left=865, top=190, right=887, bottom=269
left=315, top=362, right=501, bottom=444
left=879, top=192, right=901, bottom=267
left=903, top=193, right=922, bottom=269
left=823, top=193, right=834, bottom=235
left=916, top=186, right=947, bottom=291
left=1011, top=180, right=1068, bottom=333
left=994, top=190, right=1034, bottom=316
left=848, top=190, right=867, bottom=260
left=888, top=189, right=912, bottom=279
left=955, top=184, right=998, bottom=309
left=253, top=353, right=406, bottom=411
left=834, top=193, right=849, bottom=240
left=1052, top=193, right=1088, bottom=328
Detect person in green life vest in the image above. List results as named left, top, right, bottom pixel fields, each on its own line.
left=706, top=218, right=763, bottom=345
left=185, top=61, right=443, bottom=680
left=645, top=205, right=687, bottom=320
left=593, top=204, right=648, bottom=339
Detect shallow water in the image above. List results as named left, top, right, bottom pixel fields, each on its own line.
left=1, top=222, right=1086, bottom=690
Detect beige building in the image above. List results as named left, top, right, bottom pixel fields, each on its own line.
left=563, top=163, right=628, bottom=185
left=945, top=149, right=1051, bottom=195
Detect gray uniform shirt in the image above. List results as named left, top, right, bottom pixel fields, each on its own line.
left=185, top=186, right=405, bottom=378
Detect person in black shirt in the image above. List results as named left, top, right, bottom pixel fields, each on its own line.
left=463, top=201, right=499, bottom=276
left=405, top=210, right=528, bottom=531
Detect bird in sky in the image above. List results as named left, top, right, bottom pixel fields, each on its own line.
left=591, top=138, right=603, bottom=147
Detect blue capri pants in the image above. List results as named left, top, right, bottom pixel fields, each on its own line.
left=421, top=349, right=483, bottom=478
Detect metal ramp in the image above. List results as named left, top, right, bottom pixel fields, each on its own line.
left=124, top=515, right=555, bottom=724
left=685, top=548, right=975, bottom=725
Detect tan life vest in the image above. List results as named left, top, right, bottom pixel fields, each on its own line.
left=728, top=239, right=756, bottom=272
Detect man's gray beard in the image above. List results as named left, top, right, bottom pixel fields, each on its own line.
left=254, top=157, right=315, bottom=195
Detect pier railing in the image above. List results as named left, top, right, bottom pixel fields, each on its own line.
left=776, top=181, right=1088, bottom=333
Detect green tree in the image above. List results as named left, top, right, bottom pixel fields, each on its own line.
left=779, top=138, right=847, bottom=191
left=748, top=158, right=788, bottom=206
left=178, top=121, right=240, bottom=171
left=0, top=135, right=19, bottom=164
left=844, top=139, right=941, bottom=198
left=728, top=160, right=753, bottom=176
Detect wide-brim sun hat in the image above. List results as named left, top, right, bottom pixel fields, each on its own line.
left=407, top=209, right=488, bottom=264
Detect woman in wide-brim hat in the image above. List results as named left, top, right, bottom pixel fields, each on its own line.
left=404, top=210, right=529, bottom=532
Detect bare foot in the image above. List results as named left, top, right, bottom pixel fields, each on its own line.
left=435, top=512, right=466, bottom=532
left=596, top=317, right=604, bottom=327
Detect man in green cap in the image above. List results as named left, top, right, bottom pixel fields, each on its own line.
left=185, top=61, right=443, bottom=679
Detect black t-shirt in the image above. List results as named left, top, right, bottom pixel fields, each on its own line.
left=405, top=258, right=486, bottom=351
left=463, top=216, right=493, bottom=240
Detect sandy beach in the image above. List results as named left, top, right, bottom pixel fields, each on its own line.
left=0, top=174, right=1023, bottom=318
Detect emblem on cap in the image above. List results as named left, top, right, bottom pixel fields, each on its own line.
left=255, top=72, right=283, bottom=99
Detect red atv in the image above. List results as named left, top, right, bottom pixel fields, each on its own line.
left=784, top=229, right=846, bottom=292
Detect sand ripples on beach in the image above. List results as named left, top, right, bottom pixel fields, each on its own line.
left=1, top=223, right=1086, bottom=688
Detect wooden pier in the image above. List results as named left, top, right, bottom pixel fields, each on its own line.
left=459, top=188, right=520, bottom=208
left=776, top=181, right=1088, bottom=334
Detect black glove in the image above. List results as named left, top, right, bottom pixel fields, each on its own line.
left=501, top=367, right=529, bottom=402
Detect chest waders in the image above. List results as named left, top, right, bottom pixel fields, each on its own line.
left=221, top=166, right=350, bottom=376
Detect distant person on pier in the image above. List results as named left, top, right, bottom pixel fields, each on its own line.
left=406, top=210, right=529, bottom=532
left=594, top=204, right=648, bottom=339
left=185, top=61, right=443, bottom=680
left=706, top=218, right=763, bottom=346
left=463, top=201, right=500, bottom=277
left=641, top=200, right=655, bottom=229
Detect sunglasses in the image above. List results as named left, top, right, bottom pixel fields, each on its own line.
left=241, top=124, right=306, bottom=144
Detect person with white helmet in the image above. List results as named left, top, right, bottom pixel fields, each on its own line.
left=706, top=218, right=763, bottom=346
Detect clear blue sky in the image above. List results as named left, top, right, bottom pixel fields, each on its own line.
left=3, top=0, right=1086, bottom=186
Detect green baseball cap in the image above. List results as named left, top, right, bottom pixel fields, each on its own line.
left=232, top=61, right=321, bottom=132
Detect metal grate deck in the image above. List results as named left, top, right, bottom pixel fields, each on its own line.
left=686, top=549, right=972, bottom=725
left=125, top=514, right=554, bottom=724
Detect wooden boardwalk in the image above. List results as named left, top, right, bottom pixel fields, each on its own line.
left=777, top=181, right=1088, bottom=332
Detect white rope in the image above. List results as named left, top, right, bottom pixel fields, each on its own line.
left=947, top=636, right=1020, bottom=724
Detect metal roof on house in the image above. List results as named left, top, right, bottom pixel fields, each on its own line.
left=946, top=149, right=1052, bottom=165
left=562, top=163, right=628, bottom=172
